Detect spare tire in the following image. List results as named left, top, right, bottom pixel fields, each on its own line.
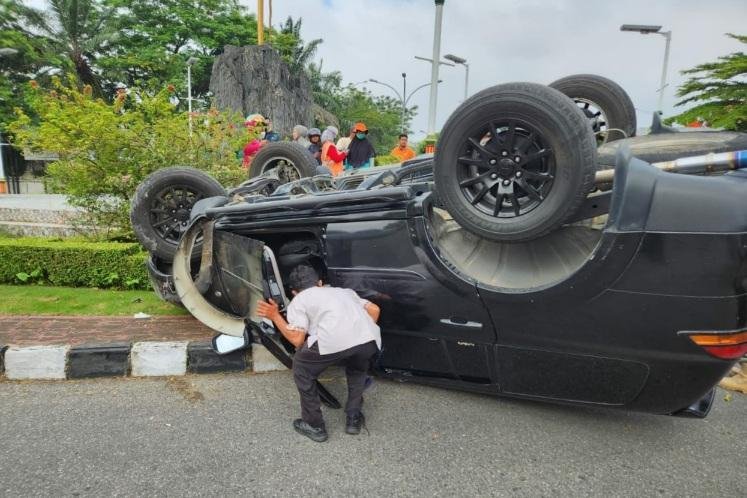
left=434, top=82, right=597, bottom=243
left=549, top=74, right=636, bottom=144
left=131, top=167, right=225, bottom=261
left=249, top=142, right=318, bottom=183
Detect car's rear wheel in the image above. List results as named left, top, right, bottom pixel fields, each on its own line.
left=549, top=74, right=637, bottom=145
left=434, top=82, right=597, bottom=243
left=131, top=167, right=225, bottom=261
left=248, top=142, right=318, bottom=183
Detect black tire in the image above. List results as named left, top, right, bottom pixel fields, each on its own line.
left=549, top=74, right=636, bottom=144
left=131, top=167, right=225, bottom=261
left=249, top=142, right=318, bottom=183
left=434, top=82, right=597, bottom=243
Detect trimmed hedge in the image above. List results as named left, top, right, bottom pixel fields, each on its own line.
left=0, top=237, right=149, bottom=290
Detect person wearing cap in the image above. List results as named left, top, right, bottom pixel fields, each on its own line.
left=346, top=122, right=376, bottom=169
left=292, top=125, right=310, bottom=148
left=390, top=133, right=416, bottom=163
left=307, top=128, right=322, bottom=164
left=320, top=126, right=347, bottom=176
left=256, top=264, right=381, bottom=443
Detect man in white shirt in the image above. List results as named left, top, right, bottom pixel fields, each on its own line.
left=256, top=265, right=381, bottom=443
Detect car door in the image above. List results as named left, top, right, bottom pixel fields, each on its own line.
left=324, top=217, right=497, bottom=385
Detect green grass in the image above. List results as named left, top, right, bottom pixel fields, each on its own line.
left=0, top=285, right=188, bottom=316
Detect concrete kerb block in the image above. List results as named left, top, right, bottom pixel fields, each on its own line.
left=131, top=341, right=188, bottom=377
left=0, top=345, right=7, bottom=377
left=5, top=345, right=69, bottom=380
left=68, top=342, right=131, bottom=379
left=187, top=341, right=249, bottom=374
left=251, top=344, right=288, bottom=373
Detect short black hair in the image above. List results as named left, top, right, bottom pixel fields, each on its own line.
left=398, top=133, right=408, bottom=139
left=287, top=264, right=319, bottom=292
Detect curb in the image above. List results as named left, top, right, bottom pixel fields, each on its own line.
left=0, top=341, right=285, bottom=381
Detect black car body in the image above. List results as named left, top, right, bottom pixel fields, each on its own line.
left=150, top=149, right=747, bottom=418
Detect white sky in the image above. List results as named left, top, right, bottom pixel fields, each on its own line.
left=251, top=0, right=746, bottom=140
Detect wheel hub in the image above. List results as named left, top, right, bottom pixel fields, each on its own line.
left=497, top=158, right=517, bottom=178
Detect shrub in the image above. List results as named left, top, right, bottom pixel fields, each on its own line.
left=8, top=76, right=252, bottom=238
left=375, top=154, right=399, bottom=166
left=0, top=237, right=149, bottom=290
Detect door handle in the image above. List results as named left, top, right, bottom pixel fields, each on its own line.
left=440, top=318, right=482, bottom=329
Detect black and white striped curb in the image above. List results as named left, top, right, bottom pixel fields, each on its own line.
left=0, top=341, right=285, bottom=380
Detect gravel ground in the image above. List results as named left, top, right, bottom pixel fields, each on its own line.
left=0, top=371, right=745, bottom=497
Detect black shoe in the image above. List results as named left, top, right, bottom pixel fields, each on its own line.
left=345, top=412, right=366, bottom=435
left=293, top=419, right=328, bottom=442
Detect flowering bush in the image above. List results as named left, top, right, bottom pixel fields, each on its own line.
left=9, top=76, right=251, bottom=238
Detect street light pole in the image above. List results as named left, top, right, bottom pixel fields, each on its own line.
left=186, top=57, right=198, bottom=137
left=427, top=0, right=446, bottom=134
left=401, top=72, right=407, bottom=132
left=657, top=30, right=672, bottom=113
left=368, top=78, right=442, bottom=133
left=620, top=24, right=672, bottom=114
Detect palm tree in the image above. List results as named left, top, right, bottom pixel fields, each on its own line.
left=275, top=16, right=322, bottom=75
left=29, top=0, right=116, bottom=95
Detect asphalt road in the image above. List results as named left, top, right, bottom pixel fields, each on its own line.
left=1, top=371, right=745, bottom=497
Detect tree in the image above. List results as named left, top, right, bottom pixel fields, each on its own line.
left=9, top=76, right=248, bottom=237
left=272, top=16, right=322, bottom=76
left=99, top=0, right=258, bottom=99
left=666, top=33, right=746, bottom=131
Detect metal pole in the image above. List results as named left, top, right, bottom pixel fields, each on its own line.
left=657, top=31, right=671, bottom=113
left=401, top=72, right=407, bottom=132
left=0, top=141, right=7, bottom=194
left=187, top=64, right=193, bottom=137
left=463, top=63, right=469, bottom=101
left=427, top=0, right=445, bottom=134
left=257, top=0, right=265, bottom=45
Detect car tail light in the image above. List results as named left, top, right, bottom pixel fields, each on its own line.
left=682, top=329, right=747, bottom=360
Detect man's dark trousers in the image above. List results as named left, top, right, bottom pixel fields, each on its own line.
left=292, top=340, right=378, bottom=428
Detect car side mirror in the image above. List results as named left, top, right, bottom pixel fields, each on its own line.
left=211, top=330, right=251, bottom=355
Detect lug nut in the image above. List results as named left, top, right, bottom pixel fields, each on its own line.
left=490, top=173, right=498, bottom=179
left=502, top=179, right=511, bottom=186
left=501, top=151, right=508, bottom=156
left=489, top=159, right=497, bottom=165
left=514, top=156, right=521, bottom=162
left=516, top=171, right=523, bottom=178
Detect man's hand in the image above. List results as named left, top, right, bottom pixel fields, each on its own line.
left=256, top=298, right=281, bottom=322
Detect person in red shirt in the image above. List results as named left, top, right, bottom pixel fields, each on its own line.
left=390, top=134, right=416, bottom=163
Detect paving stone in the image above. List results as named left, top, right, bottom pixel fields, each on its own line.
left=251, top=344, right=287, bottom=373
left=5, top=345, right=69, bottom=380
left=187, top=341, right=249, bottom=373
left=131, top=341, right=188, bottom=377
left=68, top=343, right=131, bottom=379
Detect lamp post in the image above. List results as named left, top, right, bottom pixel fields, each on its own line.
left=368, top=78, right=442, bottom=133
left=426, top=0, right=446, bottom=134
left=186, top=56, right=198, bottom=136
left=444, top=53, right=469, bottom=101
left=620, top=24, right=672, bottom=113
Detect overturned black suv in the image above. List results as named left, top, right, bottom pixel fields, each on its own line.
left=131, top=75, right=747, bottom=418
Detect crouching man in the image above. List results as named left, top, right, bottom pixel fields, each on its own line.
left=256, top=264, right=381, bottom=442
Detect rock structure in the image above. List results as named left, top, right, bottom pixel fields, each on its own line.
left=210, top=45, right=324, bottom=137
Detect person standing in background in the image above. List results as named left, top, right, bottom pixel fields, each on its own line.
left=390, top=134, right=416, bottom=163
left=320, top=127, right=347, bottom=176
left=346, top=122, right=376, bottom=169
left=307, top=128, right=322, bottom=164
left=292, top=125, right=310, bottom=147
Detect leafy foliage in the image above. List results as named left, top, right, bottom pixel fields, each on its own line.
left=9, top=76, right=248, bottom=235
left=666, top=33, right=747, bottom=131
left=0, top=236, right=149, bottom=289
left=272, top=16, right=322, bottom=76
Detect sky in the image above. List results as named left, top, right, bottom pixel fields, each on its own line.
left=244, top=0, right=746, bottom=140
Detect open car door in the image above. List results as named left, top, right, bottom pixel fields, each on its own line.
left=173, top=218, right=341, bottom=408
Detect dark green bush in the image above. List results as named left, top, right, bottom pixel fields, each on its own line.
left=0, top=238, right=149, bottom=290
